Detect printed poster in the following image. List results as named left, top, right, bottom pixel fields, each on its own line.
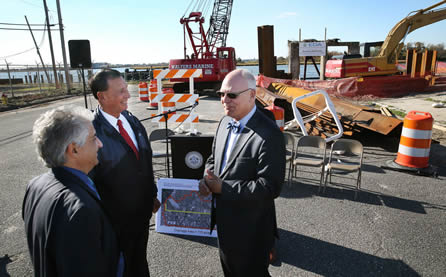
left=155, top=178, right=217, bottom=237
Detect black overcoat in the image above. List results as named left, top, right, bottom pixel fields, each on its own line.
left=23, top=167, right=119, bottom=277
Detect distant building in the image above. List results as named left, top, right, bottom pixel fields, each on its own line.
left=91, top=63, right=110, bottom=69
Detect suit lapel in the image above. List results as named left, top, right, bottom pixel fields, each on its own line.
left=52, top=167, right=101, bottom=202
left=96, top=107, right=124, bottom=142
left=219, top=110, right=261, bottom=176
left=122, top=111, right=143, bottom=147
left=215, top=117, right=231, bottom=175
left=96, top=108, right=140, bottom=157
left=220, top=126, right=255, bottom=176
left=52, top=167, right=116, bottom=227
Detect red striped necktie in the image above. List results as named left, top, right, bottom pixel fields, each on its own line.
left=117, top=119, right=139, bottom=159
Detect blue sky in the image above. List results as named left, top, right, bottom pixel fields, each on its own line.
left=1, top=0, right=446, bottom=66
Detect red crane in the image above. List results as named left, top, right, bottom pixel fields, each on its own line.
left=169, top=0, right=236, bottom=93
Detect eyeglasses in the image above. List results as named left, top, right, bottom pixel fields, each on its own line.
left=216, top=88, right=252, bottom=99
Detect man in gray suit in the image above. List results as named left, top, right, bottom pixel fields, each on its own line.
left=199, top=69, right=286, bottom=276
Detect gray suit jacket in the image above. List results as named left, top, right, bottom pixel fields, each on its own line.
left=206, top=109, right=286, bottom=260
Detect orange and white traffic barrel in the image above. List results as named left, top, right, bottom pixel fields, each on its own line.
left=149, top=79, right=158, bottom=107
left=394, top=111, right=433, bottom=169
left=161, top=88, right=176, bottom=114
left=265, top=104, right=284, bottom=131
left=138, top=82, right=149, bottom=102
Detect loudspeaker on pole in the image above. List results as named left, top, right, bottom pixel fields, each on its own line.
left=68, top=40, right=92, bottom=68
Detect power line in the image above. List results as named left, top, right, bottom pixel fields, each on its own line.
left=0, top=27, right=59, bottom=31
left=0, top=20, right=47, bottom=60
left=18, top=0, right=56, bottom=13
left=19, top=0, right=44, bottom=9
left=0, top=22, right=55, bottom=26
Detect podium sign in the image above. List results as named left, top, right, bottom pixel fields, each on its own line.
left=171, top=135, right=214, bottom=179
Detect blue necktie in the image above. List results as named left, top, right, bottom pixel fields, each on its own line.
left=227, top=120, right=240, bottom=134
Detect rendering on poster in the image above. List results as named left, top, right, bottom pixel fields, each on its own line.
left=155, top=178, right=217, bottom=237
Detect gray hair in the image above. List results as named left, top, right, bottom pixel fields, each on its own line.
left=32, top=105, right=94, bottom=168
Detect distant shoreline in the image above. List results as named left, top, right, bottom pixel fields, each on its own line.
left=0, top=61, right=289, bottom=72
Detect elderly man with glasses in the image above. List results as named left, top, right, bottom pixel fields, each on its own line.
left=199, top=69, right=286, bottom=276
left=23, top=106, right=121, bottom=276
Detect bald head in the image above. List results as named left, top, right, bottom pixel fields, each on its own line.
left=219, top=69, right=256, bottom=121
left=219, top=69, right=256, bottom=93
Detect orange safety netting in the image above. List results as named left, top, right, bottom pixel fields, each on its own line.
left=257, top=74, right=431, bottom=99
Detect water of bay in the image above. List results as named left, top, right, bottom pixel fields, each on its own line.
left=0, top=64, right=320, bottom=83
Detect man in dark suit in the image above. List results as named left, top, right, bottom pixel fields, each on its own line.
left=199, top=69, right=286, bottom=276
left=23, top=106, right=120, bottom=277
left=89, top=69, right=160, bottom=277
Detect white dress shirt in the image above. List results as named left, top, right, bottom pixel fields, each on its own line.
left=220, top=105, right=256, bottom=173
left=99, top=108, right=139, bottom=150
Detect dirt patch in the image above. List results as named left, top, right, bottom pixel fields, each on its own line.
left=432, top=128, right=446, bottom=145
left=0, top=89, right=87, bottom=113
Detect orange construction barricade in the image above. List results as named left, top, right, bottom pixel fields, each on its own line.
left=138, top=82, right=149, bottom=102
left=395, top=111, right=433, bottom=168
left=161, top=88, right=176, bottom=114
left=149, top=79, right=158, bottom=107
left=265, top=104, right=284, bottom=131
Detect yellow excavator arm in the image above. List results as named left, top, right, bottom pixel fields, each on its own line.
left=325, top=0, right=446, bottom=78
left=379, top=0, right=446, bottom=63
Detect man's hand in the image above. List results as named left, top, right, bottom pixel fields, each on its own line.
left=198, top=179, right=211, bottom=196
left=204, top=169, right=222, bottom=194
left=152, top=197, right=161, bottom=213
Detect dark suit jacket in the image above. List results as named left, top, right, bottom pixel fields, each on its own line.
left=90, top=108, right=157, bottom=235
left=206, top=109, right=286, bottom=271
left=22, top=167, right=119, bottom=277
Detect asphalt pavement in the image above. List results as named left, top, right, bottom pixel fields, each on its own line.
left=1, top=85, right=445, bottom=276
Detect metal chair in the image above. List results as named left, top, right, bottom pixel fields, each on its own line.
left=324, top=138, right=364, bottom=199
left=283, top=132, right=296, bottom=185
left=149, top=128, right=175, bottom=178
left=292, top=136, right=327, bottom=191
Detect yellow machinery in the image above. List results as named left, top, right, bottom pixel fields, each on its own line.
left=325, top=0, right=446, bottom=78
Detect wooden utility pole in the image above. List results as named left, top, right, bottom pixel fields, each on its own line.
left=5, top=60, right=14, bottom=97
left=36, top=62, right=42, bottom=94
left=25, top=16, right=51, bottom=84
left=55, top=0, right=71, bottom=92
left=43, top=0, right=60, bottom=89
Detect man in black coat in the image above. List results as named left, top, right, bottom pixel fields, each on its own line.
left=89, top=69, right=160, bottom=277
left=23, top=106, right=120, bottom=277
left=199, top=69, right=286, bottom=276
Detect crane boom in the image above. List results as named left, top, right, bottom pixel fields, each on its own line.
left=206, top=0, right=234, bottom=51
left=168, top=0, right=237, bottom=93
left=379, top=0, right=446, bottom=63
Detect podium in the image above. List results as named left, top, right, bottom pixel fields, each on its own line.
left=170, top=135, right=214, bottom=179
